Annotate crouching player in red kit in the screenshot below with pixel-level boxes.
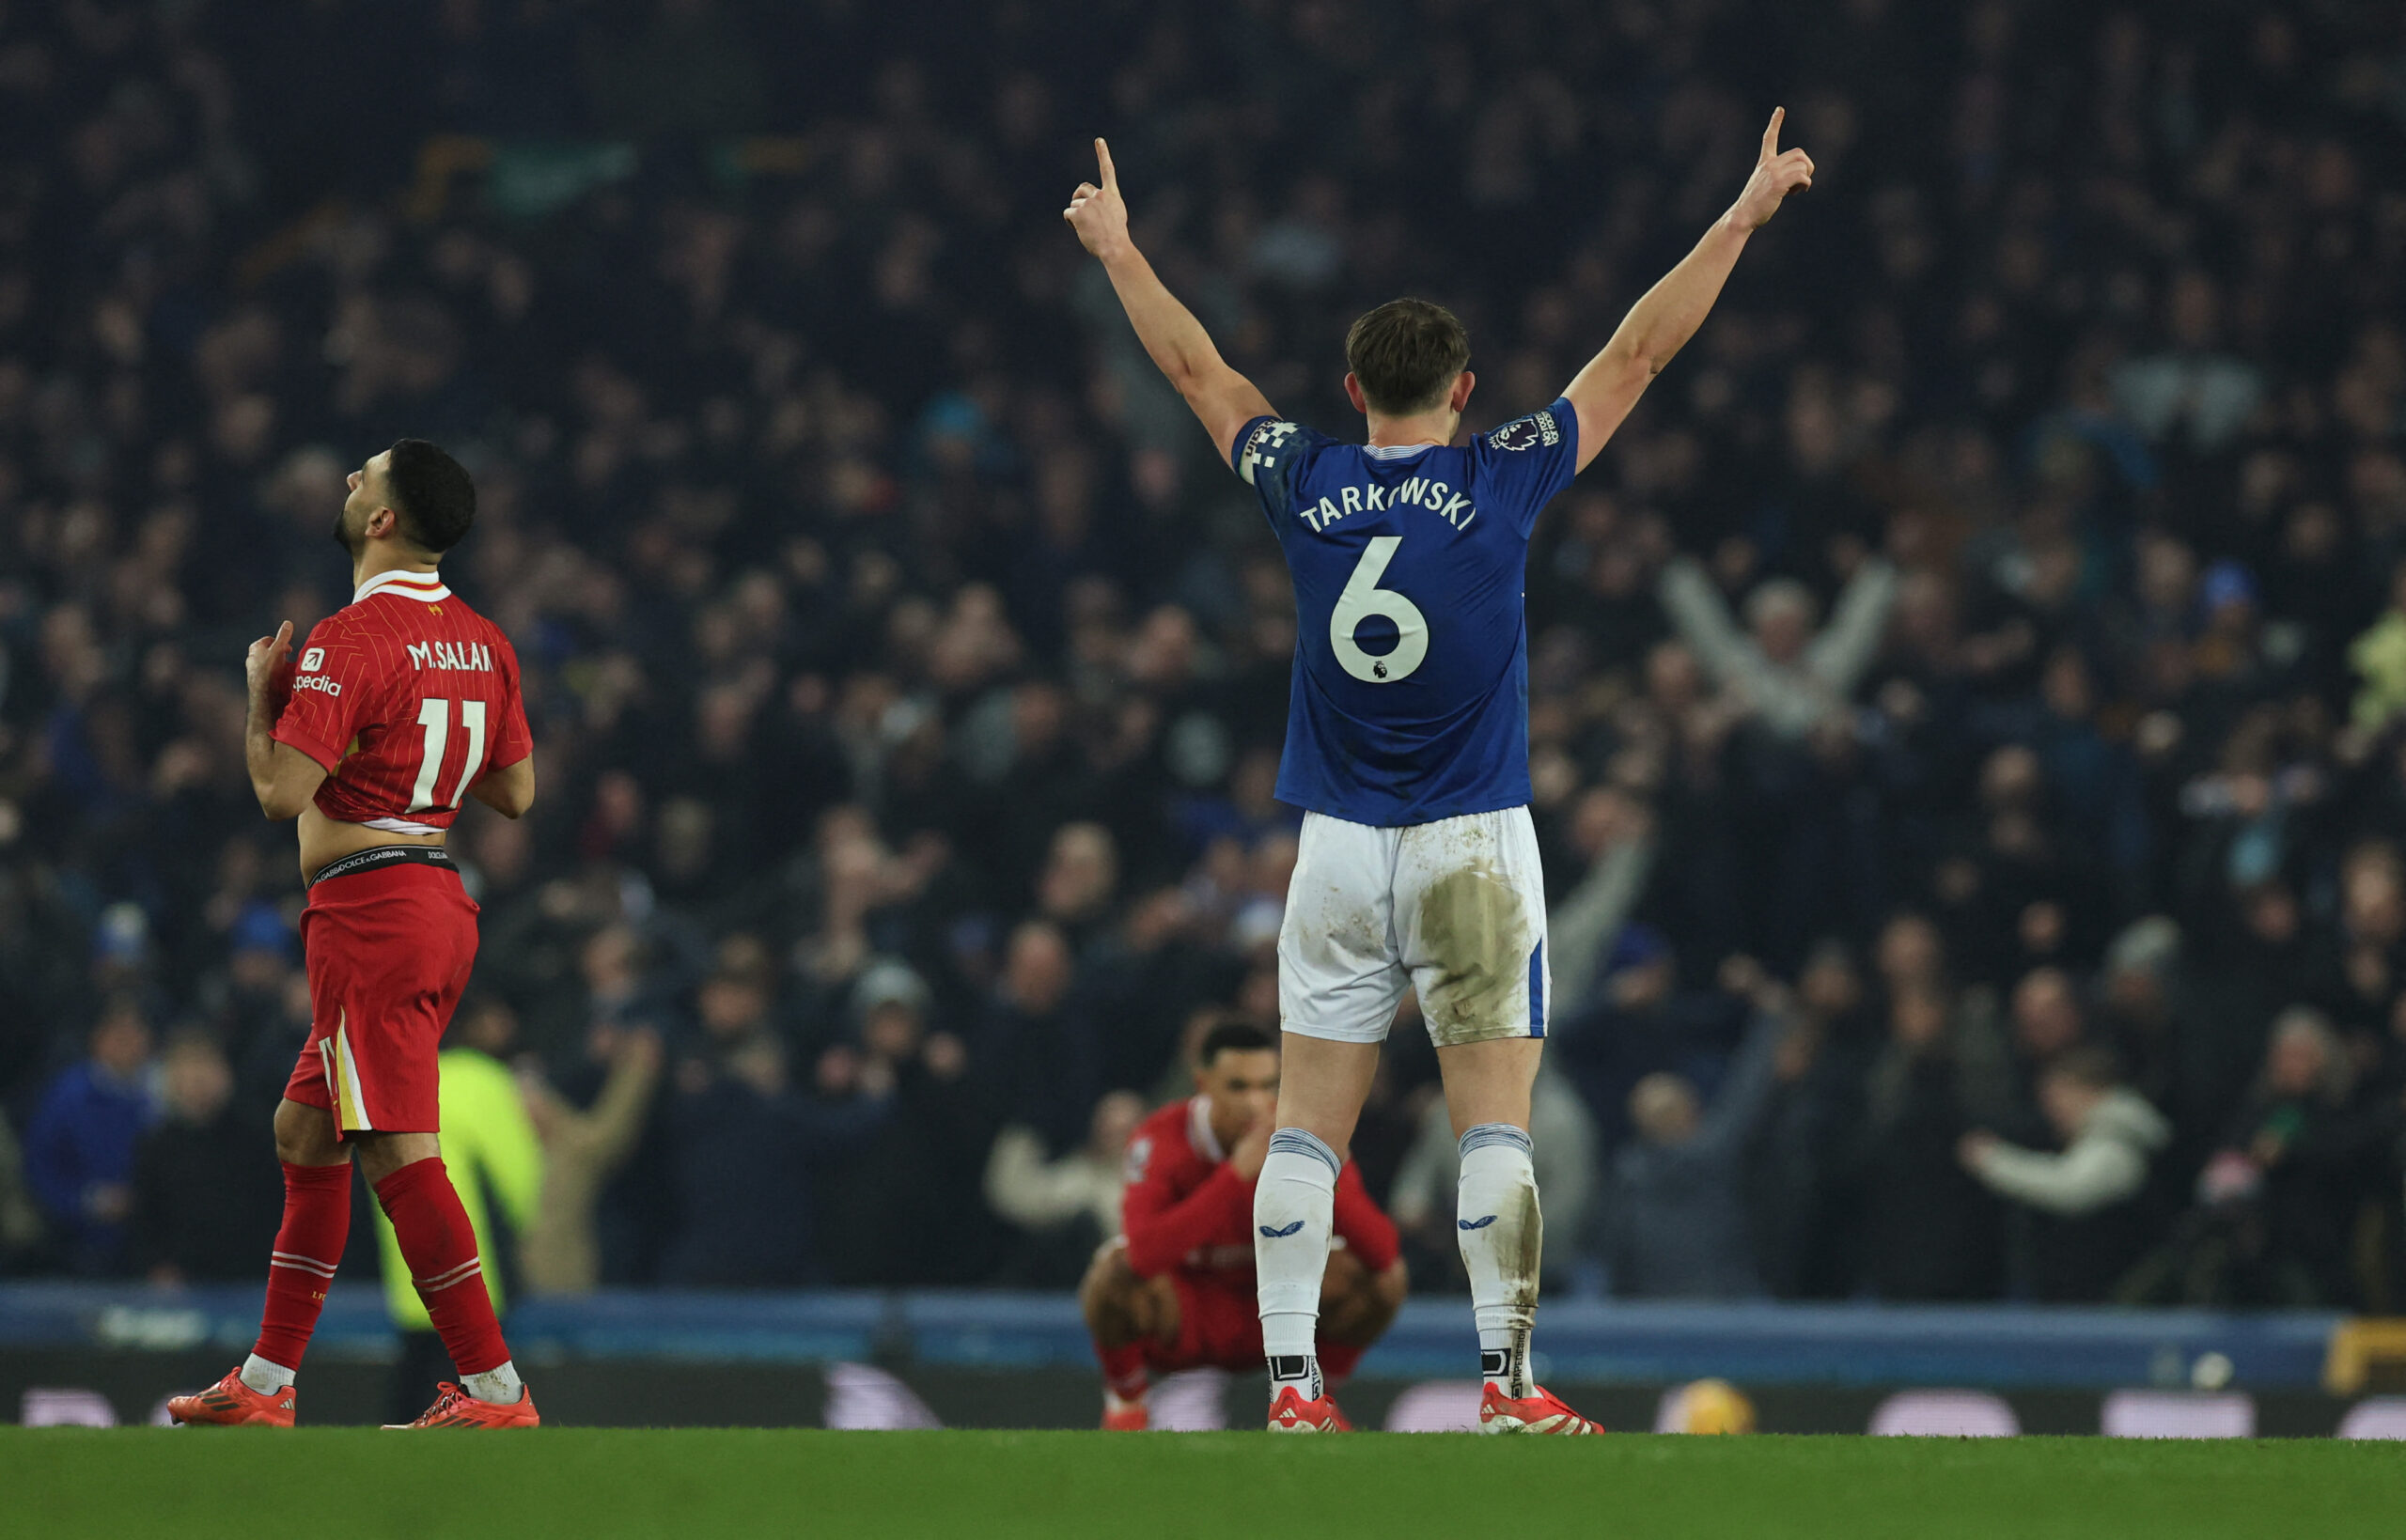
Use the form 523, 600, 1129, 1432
1081, 1020, 1406, 1429
168, 441, 539, 1429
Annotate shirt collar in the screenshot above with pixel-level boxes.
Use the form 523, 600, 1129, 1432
1187, 1095, 1225, 1162
354, 568, 452, 604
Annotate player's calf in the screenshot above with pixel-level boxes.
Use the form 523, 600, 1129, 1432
372, 1153, 528, 1411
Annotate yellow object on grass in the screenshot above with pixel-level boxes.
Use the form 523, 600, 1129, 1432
1664, 1377, 1758, 1434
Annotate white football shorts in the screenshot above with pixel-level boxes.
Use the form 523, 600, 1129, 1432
1277, 805, 1550, 1047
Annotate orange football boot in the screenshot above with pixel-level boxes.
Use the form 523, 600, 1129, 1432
166, 1368, 296, 1428
1478, 1382, 1602, 1434
1101, 1393, 1149, 1431
385, 1381, 541, 1428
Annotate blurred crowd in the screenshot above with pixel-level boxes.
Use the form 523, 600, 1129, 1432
8, 0, 2406, 1310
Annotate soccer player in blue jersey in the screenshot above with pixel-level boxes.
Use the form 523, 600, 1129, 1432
1066, 111, 1813, 1433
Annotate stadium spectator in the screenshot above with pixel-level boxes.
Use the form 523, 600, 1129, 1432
988, 1091, 1147, 1288
3, 0, 2406, 1303
1747, 944, 1872, 1299
23, 1002, 159, 1275
0, 1111, 41, 1272
976, 921, 1098, 1156
1655, 546, 1898, 741
126, 1031, 281, 1284
519, 1025, 664, 1298
1853, 984, 2005, 1301
1601, 1010, 1789, 1299
1959, 1047, 2173, 1302
659, 1002, 891, 1286
818, 958, 995, 1285
2166, 1008, 2396, 1308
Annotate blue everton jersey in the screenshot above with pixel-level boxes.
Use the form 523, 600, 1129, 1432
1231, 398, 1580, 827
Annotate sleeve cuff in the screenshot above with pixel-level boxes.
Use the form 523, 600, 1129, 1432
1229, 415, 1275, 474
272, 721, 341, 772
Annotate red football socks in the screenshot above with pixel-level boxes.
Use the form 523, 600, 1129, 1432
373, 1157, 510, 1377
254, 1160, 352, 1370
1099, 1341, 1150, 1402
1318, 1340, 1365, 1388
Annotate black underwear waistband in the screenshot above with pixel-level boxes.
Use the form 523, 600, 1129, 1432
308, 844, 457, 888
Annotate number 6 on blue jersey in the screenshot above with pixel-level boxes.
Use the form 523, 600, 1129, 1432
1330, 536, 1427, 683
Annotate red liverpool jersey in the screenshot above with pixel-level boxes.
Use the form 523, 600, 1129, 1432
1119, 1097, 1398, 1281
273, 568, 531, 831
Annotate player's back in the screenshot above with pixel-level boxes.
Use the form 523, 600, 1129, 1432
273, 568, 531, 831
1232, 401, 1578, 828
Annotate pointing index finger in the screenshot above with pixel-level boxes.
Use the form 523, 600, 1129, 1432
1760, 106, 1784, 163
1096, 137, 1117, 189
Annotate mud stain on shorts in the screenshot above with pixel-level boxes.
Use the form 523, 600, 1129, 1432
1417, 862, 1531, 1045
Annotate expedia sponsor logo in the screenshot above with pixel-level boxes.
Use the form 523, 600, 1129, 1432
294, 675, 342, 696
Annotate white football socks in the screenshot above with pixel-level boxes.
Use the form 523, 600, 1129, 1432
1458, 1123, 1539, 1400
1255, 1128, 1339, 1397
462, 1361, 523, 1405
240, 1353, 296, 1395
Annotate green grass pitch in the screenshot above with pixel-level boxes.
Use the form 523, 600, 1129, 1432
10, 1428, 2403, 1538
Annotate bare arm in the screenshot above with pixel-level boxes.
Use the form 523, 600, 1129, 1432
243, 620, 328, 820
1563, 108, 1814, 473
471, 751, 536, 818
1804, 556, 1901, 690
1064, 138, 1274, 466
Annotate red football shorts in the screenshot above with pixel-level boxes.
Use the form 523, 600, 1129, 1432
283, 851, 479, 1137
1147, 1274, 1266, 1374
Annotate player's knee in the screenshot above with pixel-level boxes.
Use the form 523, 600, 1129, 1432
353, 1131, 441, 1188
272, 1098, 339, 1166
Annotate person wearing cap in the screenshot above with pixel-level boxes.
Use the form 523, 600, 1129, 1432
2193, 557, 2263, 682
818, 958, 994, 1285
215, 900, 304, 1063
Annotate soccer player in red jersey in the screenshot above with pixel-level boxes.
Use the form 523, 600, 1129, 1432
1080, 1019, 1406, 1430
167, 441, 540, 1430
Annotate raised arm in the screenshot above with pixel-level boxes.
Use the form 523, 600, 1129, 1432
1562, 108, 1814, 473
243, 620, 328, 820
1064, 138, 1274, 466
